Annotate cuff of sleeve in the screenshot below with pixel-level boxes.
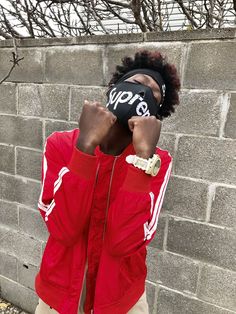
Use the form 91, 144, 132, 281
122, 165, 152, 192
68, 146, 97, 179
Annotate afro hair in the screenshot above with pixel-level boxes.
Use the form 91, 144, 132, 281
108, 50, 181, 120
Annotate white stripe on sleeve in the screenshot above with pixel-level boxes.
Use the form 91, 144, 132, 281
37, 139, 69, 220
144, 161, 172, 241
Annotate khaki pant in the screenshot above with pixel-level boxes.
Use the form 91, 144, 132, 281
35, 291, 149, 314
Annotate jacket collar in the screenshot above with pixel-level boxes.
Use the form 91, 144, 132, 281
95, 142, 135, 160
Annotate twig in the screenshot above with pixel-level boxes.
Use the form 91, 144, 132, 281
0, 38, 24, 84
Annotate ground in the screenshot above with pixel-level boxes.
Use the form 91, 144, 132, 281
0, 298, 29, 314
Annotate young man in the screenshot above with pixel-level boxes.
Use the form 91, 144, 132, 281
34, 50, 180, 314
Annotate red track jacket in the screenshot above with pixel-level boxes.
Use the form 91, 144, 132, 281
35, 128, 172, 314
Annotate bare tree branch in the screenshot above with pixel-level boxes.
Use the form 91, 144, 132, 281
0, 38, 24, 84
175, 0, 199, 28
0, 0, 234, 39
0, 28, 12, 39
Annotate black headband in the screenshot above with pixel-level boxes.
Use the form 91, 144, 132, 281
116, 68, 166, 104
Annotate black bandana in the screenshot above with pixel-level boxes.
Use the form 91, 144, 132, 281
106, 81, 160, 128
116, 68, 166, 105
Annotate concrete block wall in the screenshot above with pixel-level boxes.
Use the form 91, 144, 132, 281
0, 28, 235, 314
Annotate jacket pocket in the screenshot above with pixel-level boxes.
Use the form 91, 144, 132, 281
119, 248, 147, 291
40, 235, 73, 290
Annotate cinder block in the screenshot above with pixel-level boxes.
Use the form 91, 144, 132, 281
145, 281, 156, 314
0, 200, 18, 229
45, 120, 77, 140
0, 225, 41, 266
162, 91, 221, 137
156, 251, 199, 294
16, 147, 42, 181
198, 265, 236, 311
210, 186, 236, 229
0, 83, 16, 114
175, 136, 236, 185
45, 47, 104, 85
225, 93, 236, 139
0, 252, 17, 281
148, 215, 166, 250
183, 42, 236, 90
105, 43, 183, 84
0, 275, 39, 314
0, 144, 15, 174
167, 218, 236, 272
156, 288, 233, 314
17, 261, 39, 290
19, 206, 49, 242
0, 172, 41, 208
70, 86, 107, 122
146, 246, 159, 283
146, 28, 236, 42
162, 176, 208, 221
157, 133, 176, 159
0, 115, 42, 149
0, 48, 44, 83
41, 241, 47, 257
18, 84, 70, 120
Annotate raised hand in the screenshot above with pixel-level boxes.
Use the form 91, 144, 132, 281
77, 100, 117, 155
128, 116, 161, 159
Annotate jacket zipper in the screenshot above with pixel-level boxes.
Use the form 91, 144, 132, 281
78, 257, 87, 311
80, 163, 100, 313
102, 157, 118, 241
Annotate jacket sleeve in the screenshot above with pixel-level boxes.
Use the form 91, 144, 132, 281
106, 151, 172, 257
37, 132, 98, 247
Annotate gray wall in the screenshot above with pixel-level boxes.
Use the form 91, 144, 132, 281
0, 28, 235, 314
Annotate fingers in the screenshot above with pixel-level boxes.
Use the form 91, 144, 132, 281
83, 99, 117, 125
128, 116, 161, 132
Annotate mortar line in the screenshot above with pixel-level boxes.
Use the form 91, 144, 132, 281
16, 83, 19, 115
42, 47, 46, 82
195, 262, 204, 297
172, 133, 181, 175
14, 145, 17, 176
167, 213, 234, 230
0, 143, 42, 152
219, 93, 230, 138
145, 279, 157, 286
163, 215, 169, 251
157, 248, 236, 274
205, 184, 216, 223
160, 131, 236, 140
0, 171, 41, 183
68, 86, 72, 121
16, 257, 19, 282
172, 173, 236, 188
157, 283, 236, 313
0, 113, 79, 123
180, 42, 191, 87
152, 284, 160, 314
102, 44, 108, 86
17, 204, 20, 227
42, 119, 46, 146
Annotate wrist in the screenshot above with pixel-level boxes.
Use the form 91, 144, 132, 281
77, 137, 96, 155
136, 150, 154, 159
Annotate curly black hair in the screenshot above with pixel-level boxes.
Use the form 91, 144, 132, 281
108, 50, 181, 120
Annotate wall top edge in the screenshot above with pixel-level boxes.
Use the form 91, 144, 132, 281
0, 28, 235, 48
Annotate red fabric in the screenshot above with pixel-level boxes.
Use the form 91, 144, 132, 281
35, 128, 172, 314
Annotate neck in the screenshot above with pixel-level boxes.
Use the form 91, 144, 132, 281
100, 122, 132, 156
